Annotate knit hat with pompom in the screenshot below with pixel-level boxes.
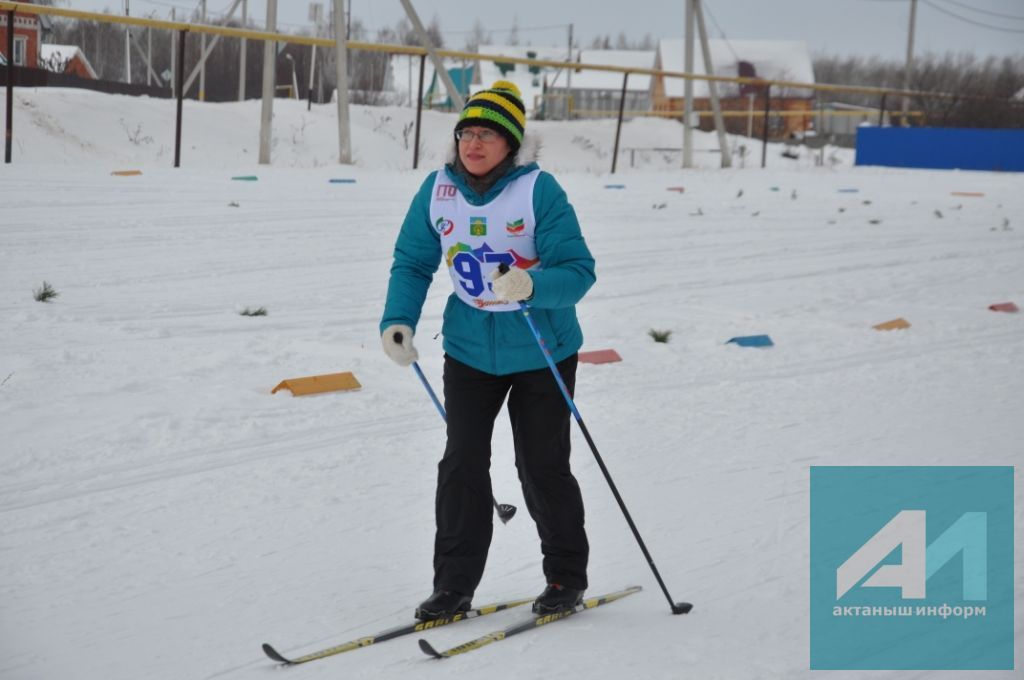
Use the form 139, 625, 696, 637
454, 80, 526, 152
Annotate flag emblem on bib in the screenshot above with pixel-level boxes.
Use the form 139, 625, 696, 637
470, 216, 487, 236
506, 218, 525, 236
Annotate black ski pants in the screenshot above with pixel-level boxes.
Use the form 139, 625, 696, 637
434, 353, 588, 596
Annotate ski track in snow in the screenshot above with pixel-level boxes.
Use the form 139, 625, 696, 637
1, 90, 1023, 679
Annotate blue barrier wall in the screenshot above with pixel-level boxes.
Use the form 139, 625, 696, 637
856, 128, 1024, 172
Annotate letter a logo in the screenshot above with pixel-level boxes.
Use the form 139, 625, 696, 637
836, 510, 987, 601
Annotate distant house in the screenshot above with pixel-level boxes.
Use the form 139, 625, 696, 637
545, 49, 655, 119
0, 4, 44, 67
653, 39, 815, 137
40, 44, 98, 80
476, 44, 575, 117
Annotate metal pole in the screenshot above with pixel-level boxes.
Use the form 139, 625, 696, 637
878, 92, 888, 127
199, 0, 206, 101
693, 0, 730, 168
239, 0, 247, 101
146, 25, 152, 86
258, 0, 277, 164
125, 0, 132, 84
761, 84, 771, 169
818, 98, 825, 166
682, 0, 694, 168
409, 360, 517, 524
501, 289, 692, 616
333, 0, 352, 164
566, 22, 573, 117
413, 53, 425, 169
169, 8, 175, 93
610, 72, 629, 174
174, 29, 186, 168
5, 10, 14, 164
285, 54, 298, 99
308, 45, 316, 110
746, 93, 757, 139
902, 0, 917, 126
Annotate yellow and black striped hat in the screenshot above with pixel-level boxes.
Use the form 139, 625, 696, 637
455, 80, 526, 151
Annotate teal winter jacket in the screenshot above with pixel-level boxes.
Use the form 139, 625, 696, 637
380, 162, 595, 375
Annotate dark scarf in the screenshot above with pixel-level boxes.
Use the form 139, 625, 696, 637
451, 148, 518, 198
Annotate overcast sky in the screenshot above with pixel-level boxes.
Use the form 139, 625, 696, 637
59, 1, 1024, 60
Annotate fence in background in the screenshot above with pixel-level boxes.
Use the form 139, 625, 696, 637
856, 127, 1024, 172
2, 1, 1019, 172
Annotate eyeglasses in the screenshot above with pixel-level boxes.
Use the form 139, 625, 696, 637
456, 128, 501, 143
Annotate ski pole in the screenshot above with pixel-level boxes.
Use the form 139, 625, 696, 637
403, 348, 517, 524
497, 266, 692, 614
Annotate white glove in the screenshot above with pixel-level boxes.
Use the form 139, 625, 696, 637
381, 324, 418, 366
490, 267, 534, 302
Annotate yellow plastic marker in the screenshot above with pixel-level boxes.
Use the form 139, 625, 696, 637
271, 372, 361, 396
111, 170, 143, 176
873, 318, 910, 331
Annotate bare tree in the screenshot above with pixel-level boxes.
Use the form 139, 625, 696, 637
813, 52, 1024, 128
465, 19, 490, 53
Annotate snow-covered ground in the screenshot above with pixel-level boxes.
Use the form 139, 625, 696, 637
1, 90, 1021, 679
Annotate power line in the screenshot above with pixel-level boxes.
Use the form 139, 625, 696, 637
132, 0, 309, 29
924, 0, 1024, 33
702, 0, 740, 64
440, 23, 570, 36
932, 0, 1024, 21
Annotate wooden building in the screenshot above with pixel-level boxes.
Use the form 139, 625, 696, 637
653, 39, 816, 138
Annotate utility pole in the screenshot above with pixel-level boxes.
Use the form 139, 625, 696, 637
309, 2, 323, 110
694, 0, 730, 167
566, 23, 573, 119
399, 0, 464, 110
239, 0, 247, 101
258, 0, 277, 164
333, 0, 352, 163
199, 0, 207, 101
901, 0, 917, 125
682, 0, 694, 168
169, 8, 176, 93
124, 0, 131, 84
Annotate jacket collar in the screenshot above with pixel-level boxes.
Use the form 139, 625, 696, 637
445, 160, 540, 205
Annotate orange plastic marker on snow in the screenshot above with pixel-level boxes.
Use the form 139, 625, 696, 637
988, 302, 1018, 313
271, 372, 361, 396
579, 349, 622, 365
111, 170, 142, 176
873, 318, 911, 331
950, 191, 984, 197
